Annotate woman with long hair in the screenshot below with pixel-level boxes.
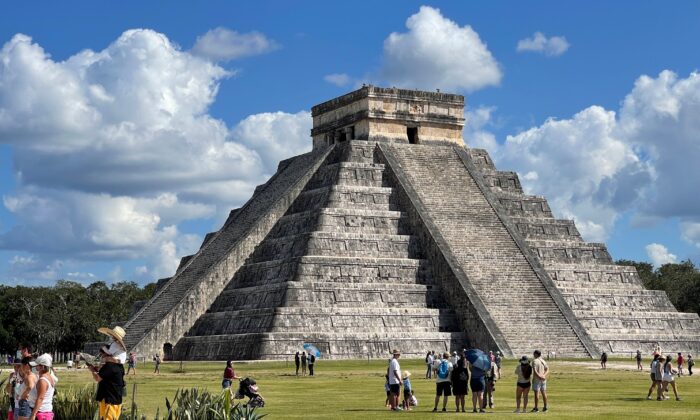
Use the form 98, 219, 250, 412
28, 354, 56, 420
662, 355, 681, 401
514, 356, 532, 413
222, 360, 239, 389
16, 357, 37, 420
451, 357, 469, 412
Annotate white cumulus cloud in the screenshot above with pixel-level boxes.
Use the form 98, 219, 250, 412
646, 243, 678, 267
517, 32, 570, 56
381, 6, 501, 92
324, 73, 352, 87
191, 27, 278, 62
0, 30, 310, 283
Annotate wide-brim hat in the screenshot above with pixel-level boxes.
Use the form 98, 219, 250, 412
402, 370, 411, 379
98, 326, 126, 349
29, 353, 52, 368
391, 349, 401, 355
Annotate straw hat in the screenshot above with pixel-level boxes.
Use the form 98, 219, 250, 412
98, 325, 126, 349
402, 370, 411, 379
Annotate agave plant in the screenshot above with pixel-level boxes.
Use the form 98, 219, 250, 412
52, 385, 100, 420
164, 387, 266, 420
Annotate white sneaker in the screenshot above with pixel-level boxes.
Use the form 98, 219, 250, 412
514, 409, 521, 413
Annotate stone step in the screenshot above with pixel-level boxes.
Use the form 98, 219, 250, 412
291, 185, 398, 213
494, 193, 553, 218
231, 256, 434, 288
306, 162, 387, 189
545, 263, 643, 288
466, 148, 496, 170
269, 207, 408, 237
478, 168, 524, 193
208, 281, 449, 312
509, 217, 582, 241
530, 241, 613, 264
173, 331, 469, 360
189, 307, 462, 336
248, 232, 421, 263
337, 140, 377, 164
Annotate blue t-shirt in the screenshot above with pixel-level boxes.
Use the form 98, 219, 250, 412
470, 366, 486, 379
403, 378, 411, 391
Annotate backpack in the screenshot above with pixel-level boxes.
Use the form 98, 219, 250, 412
437, 360, 450, 379
688, 359, 694, 367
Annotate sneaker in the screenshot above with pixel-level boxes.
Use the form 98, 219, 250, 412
514, 409, 521, 413
442, 408, 447, 412
646, 396, 652, 400
432, 408, 437, 412
543, 407, 548, 412
532, 408, 539, 412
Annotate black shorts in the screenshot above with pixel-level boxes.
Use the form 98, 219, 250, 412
470, 377, 485, 393
404, 389, 412, 400
517, 382, 531, 389
436, 381, 452, 396
389, 384, 401, 395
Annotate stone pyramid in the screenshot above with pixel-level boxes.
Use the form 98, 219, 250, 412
124, 86, 700, 360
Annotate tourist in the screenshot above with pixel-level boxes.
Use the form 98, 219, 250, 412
469, 355, 486, 413
294, 352, 300, 376
401, 371, 412, 410
531, 350, 549, 412
97, 326, 127, 364
636, 350, 643, 370
127, 352, 136, 376
646, 354, 664, 400
676, 352, 684, 376
222, 360, 239, 389
28, 354, 56, 420
425, 351, 433, 379
451, 356, 469, 413
450, 351, 459, 366
300, 352, 307, 376
514, 356, 532, 413
600, 352, 608, 369
495, 351, 503, 379
662, 355, 681, 401
432, 352, 453, 412
16, 356, 37, 420
308, 353, 316, 376
687, 354, 694, 375
91, 347, 125, 420
153, 354, 161, 375
388, 349, 402, 411
4, 361, 20, 420
482, 363, 497, 409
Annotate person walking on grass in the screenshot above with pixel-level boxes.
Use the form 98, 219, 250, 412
432, 352, 453, 412
687, 354, 694, 376
600, 352, 608, 369
636, 350, 643, 370
514, 356, 532, 413
662, 355, 681, 401
222, 360, 239, 389
676, 353, 684, 376
28, 354, 56, 420
294, 352, 300, 376
646, 354, 662, 400
425, 351, 434, 379
469, 358, 486, 413
153, 354, 161, 375
388, 349, 402, 411
531, 350, 549, 412
451, 357, 469, 413
91, 347, 125, 420
300, 352, 307, 376
127, 352, 136, 376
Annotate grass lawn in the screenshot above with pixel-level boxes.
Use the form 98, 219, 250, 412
24, 357, 700, 419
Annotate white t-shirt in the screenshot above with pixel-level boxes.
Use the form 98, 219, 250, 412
389, 358, 401, 385
427, 354, 434, 365
107, 340, 127, 364
433, 359, 453, 383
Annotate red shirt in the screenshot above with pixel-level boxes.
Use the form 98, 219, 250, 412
677, 355, 684, 365
224, 367, 234, 379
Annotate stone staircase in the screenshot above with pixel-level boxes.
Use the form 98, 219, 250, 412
466, 147, 700, 355
380, 143, 593, 357
173, 142, 466, 360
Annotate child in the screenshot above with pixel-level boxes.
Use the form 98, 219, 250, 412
384, 374, 391, 408
482, 364, 497, 409
687, 354, 694, 376
402, 371, 413, 410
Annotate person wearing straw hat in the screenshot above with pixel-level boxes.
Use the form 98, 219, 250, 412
97, 326, 127, 364
401, 371, 413, 410
28, 354, 56, 420
90, 346, 125, 420
387, 349, 402, 411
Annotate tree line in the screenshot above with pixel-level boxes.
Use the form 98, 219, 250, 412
0, 280, 155, 354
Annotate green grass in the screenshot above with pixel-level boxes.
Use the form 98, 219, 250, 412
28, 357, 700, 419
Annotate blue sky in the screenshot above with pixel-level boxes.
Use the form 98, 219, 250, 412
1, 1, 699, 285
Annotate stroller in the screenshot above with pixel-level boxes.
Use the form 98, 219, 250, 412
234, 377, 265, 408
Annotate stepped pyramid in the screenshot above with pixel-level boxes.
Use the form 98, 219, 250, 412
124, 86, 700, 360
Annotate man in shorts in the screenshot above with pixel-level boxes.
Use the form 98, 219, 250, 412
531, 350, 549, 412
432, 352, 453, 412
387, 349, 402, 411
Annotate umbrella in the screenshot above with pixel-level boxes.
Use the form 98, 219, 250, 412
303, 343, 321, 358
465, 349, 491, 371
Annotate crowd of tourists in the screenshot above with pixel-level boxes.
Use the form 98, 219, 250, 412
385, 348, 550, 413
644, 349, 692, 401
293, 351, 317, 376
